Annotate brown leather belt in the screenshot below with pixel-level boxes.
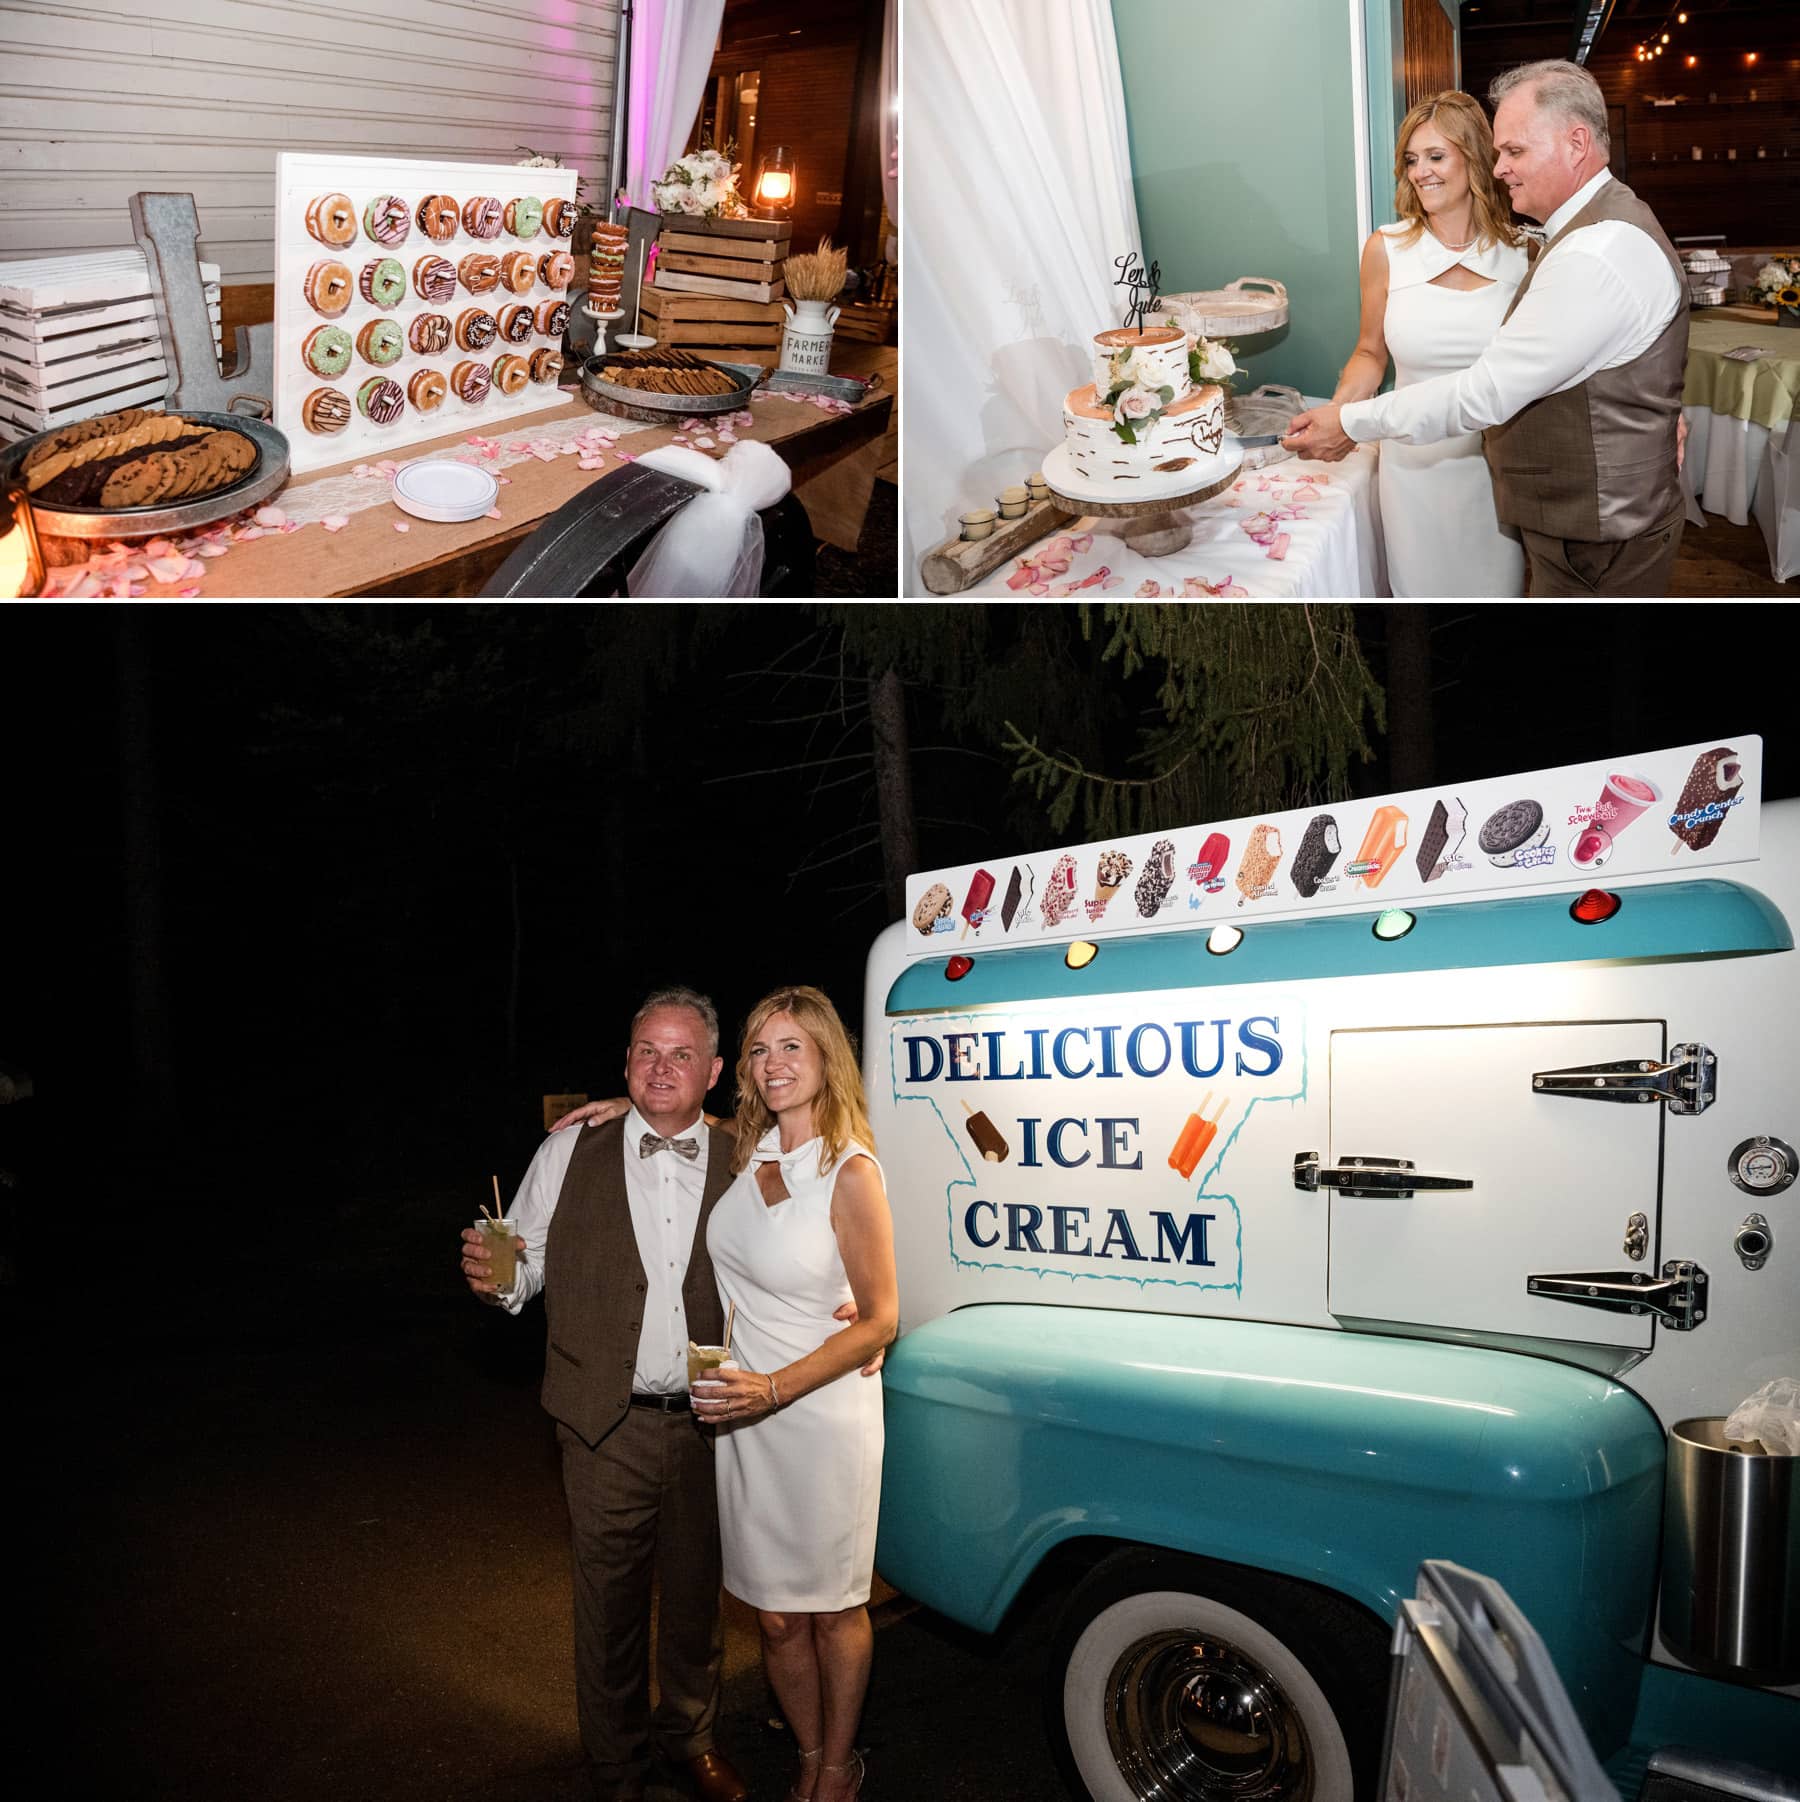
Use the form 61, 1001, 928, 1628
629, 1391, 691, 1412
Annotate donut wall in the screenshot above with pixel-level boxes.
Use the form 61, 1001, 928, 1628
274, 153, 581, 475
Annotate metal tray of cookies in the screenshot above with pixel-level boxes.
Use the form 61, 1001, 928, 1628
0, 408, 290, 539
579, 352, 763, 424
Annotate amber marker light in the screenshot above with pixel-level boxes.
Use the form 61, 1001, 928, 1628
1747, 52, 1759, 65
1064, 940, 1099, 970
1206, 924, 1243, 957
1, 481, 44, 598
1372, 909, 1416, 942
945, 954, 973, 980
1570, 889, 1622, 925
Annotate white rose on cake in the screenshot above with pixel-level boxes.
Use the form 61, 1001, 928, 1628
1195, 339, 1237, 382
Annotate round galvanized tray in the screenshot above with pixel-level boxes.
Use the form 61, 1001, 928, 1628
1224, 383, 1307, 469
1152, 277, 1289, 339
0, 410, 290, 540
579, 354, 760, 425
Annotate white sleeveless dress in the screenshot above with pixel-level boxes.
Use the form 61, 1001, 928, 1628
1377, 223, 1529, 597
707, 1131, 885, 1611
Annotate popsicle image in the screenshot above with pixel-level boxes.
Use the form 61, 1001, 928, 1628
1351, 805, 1408, 888
1041, 853, 1079, 927
961, 867, 997, 937
1000, 862, 1033, 931
1669, 746, 1743, 854
1189, 831, 1230, 887
1235, 825, 1283, 903
961, 1100, 1009, 1163
1169, 1093, 1229, 1180
1135, 838, 1176, 917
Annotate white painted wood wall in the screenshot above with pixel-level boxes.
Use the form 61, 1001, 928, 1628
0, 0, 621, 284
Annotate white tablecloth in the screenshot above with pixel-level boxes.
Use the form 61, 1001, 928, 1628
970, 444, 1385, 598
1683, 403, 1771, 527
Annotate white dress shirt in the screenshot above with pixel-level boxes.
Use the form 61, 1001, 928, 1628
1342, 171, 1683, 448
497, 1107, 710, 1394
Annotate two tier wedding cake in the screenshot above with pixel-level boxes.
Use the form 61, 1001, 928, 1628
1060, 324, 1229, 488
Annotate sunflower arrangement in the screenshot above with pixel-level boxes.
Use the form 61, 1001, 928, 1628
1751, 257, 1800, 313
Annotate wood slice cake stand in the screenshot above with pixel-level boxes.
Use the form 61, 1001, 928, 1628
1041, 440, 1243, 558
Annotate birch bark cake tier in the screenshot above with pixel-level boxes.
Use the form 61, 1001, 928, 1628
1062, 325, 1226, 487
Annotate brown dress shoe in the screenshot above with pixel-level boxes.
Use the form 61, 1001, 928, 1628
683, 1748, 750, 1802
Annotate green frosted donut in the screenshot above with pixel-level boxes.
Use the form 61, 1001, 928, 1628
356, 318, 405, 367
507, 195, 544, 239
302, 324, 352, 377
359, 257, 407, 309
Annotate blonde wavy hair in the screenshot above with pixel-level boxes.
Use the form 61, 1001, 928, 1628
730, 985, 876, 1175
1392, 90, 1523, 252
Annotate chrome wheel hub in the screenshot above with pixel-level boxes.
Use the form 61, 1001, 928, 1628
1104, 1629, 1312, 1802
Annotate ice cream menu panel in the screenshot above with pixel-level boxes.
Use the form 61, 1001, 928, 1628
903, 737, 1762, 955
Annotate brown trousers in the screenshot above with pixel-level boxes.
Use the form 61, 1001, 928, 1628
1521, 501, 1685, 598
558, 1407, 722, 1795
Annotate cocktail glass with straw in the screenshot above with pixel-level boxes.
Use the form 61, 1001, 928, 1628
477, 1172, 518, 1294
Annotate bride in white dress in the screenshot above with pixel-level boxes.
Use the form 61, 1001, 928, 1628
1333, 91, 1531, 597
689, 985, 897, 1802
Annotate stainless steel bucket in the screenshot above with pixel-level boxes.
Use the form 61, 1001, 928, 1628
1661, 1416, 1798, 1682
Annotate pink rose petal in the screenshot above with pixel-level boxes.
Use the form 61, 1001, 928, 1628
147, 555, 188, 583
177, 584, 202, 598
253, 506, 287, 528
1266, 533, 1291, 561
693, 436, 714, 449
322, 514, 349, 533
578, 458, 607, 470
393, 520, 410, 533
485, 507, 502, 519
495, 475, 511, 485
196, 543, 230, 557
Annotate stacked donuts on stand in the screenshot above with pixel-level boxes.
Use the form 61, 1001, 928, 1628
276, 154, 582, 475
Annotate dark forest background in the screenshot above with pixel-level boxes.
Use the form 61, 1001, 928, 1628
1, 601, 1790, 1308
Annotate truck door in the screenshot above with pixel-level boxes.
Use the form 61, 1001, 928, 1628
1326, 1022, 1663, 1349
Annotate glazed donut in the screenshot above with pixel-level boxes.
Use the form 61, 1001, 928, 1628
529, 348, 565, 383
413, 255, 457, 305
362, 195, 411, 248
458, 253, 500, 296
456, 308, 498, 351
504, 196, 543, 239
301, 386, 351, 434
305, 192, 357, 247
303, 259, 354, 317
302, 324, 352, 378
356, 318, 405, 367
544, 199, 579, 239
415, 194, 460, 241
356, 377, 405, 423
359, 258, 407, 309
538, 252, 576, 291
408, 369, 448, 412
534, 300, 571, 338
409, 313, 452, 356
452, 359, 492, 404
501, 251, 536, 295
461, 196, 503, 239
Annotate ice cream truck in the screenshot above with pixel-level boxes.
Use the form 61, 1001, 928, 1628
864, 739, 1797, 1802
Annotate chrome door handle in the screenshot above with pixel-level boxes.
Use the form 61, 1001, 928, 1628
1293, 1153, 1473, 1199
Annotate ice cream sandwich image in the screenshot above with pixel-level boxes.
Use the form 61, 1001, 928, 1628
961, 1100, 1009, 1163
1235, 825, 1283, 904
1135, 839, 1177, 917
911, 882, 953, 935
1415, 797, 1466, 883
1349, 805, 1408, 887
1041, 853, 1078, 927
1290, 815, 1341, 898
1189, 832, 1230, 889
1477, 798, 1548, 868
1669, 747, 1744, 854
1000, 862, 1034, 931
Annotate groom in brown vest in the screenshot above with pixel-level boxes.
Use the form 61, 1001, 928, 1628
461, 987, 748, 1802
1286, 59, 1687, 597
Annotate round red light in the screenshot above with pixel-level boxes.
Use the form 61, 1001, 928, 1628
1570, 889, 1622, 924
945, 954, 974, 980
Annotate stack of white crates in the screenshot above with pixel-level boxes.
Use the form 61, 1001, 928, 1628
0, 249, 223, 445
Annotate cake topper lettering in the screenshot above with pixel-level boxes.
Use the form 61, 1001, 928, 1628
1115, 252, 1162, 333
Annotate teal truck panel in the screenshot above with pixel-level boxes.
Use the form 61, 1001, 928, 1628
885, 879, 1791, 1015
876, 1304, 1668, 1756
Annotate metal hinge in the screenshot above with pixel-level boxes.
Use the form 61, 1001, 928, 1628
1526, 1259, 1709, 1330
1530, 1042, 1715, 1115
1293, 1153, 1473, 1199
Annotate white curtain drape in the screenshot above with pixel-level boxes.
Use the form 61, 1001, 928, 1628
902, 0, 1144, 591
880, 0, 898, 258
622, 0, 727, 213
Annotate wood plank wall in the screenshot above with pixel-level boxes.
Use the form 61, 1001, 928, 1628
0, 0, 621, 284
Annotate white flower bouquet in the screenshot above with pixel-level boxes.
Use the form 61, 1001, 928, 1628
653, 146, 747, 220
1751, 257, 1800, 312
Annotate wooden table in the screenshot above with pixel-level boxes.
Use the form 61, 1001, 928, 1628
46, 344, 893, 599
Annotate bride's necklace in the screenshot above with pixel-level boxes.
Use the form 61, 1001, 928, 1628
1430, 222, 1476, 252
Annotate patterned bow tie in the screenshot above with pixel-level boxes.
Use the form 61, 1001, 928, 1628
640, 1133, 699, 1161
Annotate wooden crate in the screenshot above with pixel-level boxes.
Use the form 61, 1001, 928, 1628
653, 214, 791, 304
639, 283, 785, 354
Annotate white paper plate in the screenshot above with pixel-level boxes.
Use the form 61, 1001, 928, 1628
392, 460, 499, 523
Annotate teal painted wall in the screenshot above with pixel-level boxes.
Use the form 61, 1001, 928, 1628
1113, 0, 1365, 400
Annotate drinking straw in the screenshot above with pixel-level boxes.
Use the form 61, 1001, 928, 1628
491, 1173, 503, 1218
723, 1299, 736, 1357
